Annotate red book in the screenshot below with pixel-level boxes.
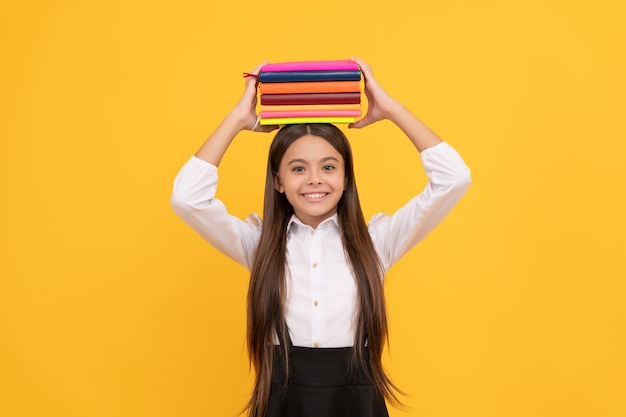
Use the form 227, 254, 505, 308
260, 92, 361, 105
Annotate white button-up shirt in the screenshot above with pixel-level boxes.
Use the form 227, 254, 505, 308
171, 142, 471, 347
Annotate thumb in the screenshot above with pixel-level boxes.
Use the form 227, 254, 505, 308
348, 115, 371, 129
257, 124, 279, 133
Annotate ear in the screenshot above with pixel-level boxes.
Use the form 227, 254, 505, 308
273, 173, 284, 193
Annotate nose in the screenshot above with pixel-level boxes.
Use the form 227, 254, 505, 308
307, 170, 322, 185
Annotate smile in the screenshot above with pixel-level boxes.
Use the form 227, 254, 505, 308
302, 193, 328, 200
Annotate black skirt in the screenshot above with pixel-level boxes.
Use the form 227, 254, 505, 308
266, 343, 390, 417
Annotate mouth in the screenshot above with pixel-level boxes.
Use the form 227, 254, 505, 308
301, 192, 329, 200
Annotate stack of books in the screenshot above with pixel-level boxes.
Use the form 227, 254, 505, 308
258, 60, 362, 125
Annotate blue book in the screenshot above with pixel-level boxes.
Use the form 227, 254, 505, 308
259, 70, 362, 83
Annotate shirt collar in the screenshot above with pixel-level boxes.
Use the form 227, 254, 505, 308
287, 213, 340, 232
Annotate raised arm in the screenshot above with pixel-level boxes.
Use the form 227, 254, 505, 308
349, 59, 471, 269
348, 58, 442, 153
194, 62, 278, 165
171, 63, 278, 269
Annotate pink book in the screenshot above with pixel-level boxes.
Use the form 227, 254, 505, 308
260, 104, 361, 112
260, 116, 356, 125
261, 60, 359, 73
260, 110, 362, 118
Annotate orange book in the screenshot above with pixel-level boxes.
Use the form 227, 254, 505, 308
259, 81, 361, 94
260, 104, 361, 112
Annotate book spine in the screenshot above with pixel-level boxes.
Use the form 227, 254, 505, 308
260, 93, 362, 105
259, 116, 357, 125
260, 110, 361, 118
261, 60, 359, 72
260, 104, 361, 112
259, 81, 361, 94
259, 70, 361, 83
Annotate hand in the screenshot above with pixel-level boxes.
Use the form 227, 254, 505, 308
348, 58, 398, 129
231, 62, 279, 133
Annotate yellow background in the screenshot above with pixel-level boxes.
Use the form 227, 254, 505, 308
1, 1, 624, 416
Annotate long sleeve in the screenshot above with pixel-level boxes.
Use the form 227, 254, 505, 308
170, 156, 261, 270
368, 141, 472, 271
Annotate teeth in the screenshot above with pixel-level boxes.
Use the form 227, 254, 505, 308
304, 193, 326, 199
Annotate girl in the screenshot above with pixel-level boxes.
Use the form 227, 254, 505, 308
171, 58, 471, 417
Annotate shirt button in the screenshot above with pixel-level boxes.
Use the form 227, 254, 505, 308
313, 301, 319, 306
310, 230, 315, 236
312, 262, 317, 268
313, 342, 320, 348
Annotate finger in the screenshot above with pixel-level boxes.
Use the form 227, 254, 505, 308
251, 61, 267, 75
242, 61, 267, 78
348, 115, 371, 129
350, 57, 373, 81
257, 124, 279, 133
243, 61, 268, 92
249, 114, 279, 133
262, 125, 279, 133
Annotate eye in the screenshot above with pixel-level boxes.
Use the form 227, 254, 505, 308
292, 166, 304, 173
323, 165, 335, 171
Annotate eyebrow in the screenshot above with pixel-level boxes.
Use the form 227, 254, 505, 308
287, 156, 340, 165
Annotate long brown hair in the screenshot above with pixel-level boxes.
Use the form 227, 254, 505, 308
245, 124, 403, 417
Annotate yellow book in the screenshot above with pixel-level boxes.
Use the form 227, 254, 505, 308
259, 116, 356, 125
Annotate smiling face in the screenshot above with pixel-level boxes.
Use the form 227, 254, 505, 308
274, 134, 346, 228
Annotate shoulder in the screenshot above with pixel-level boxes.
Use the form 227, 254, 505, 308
245, 212, 263, 229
